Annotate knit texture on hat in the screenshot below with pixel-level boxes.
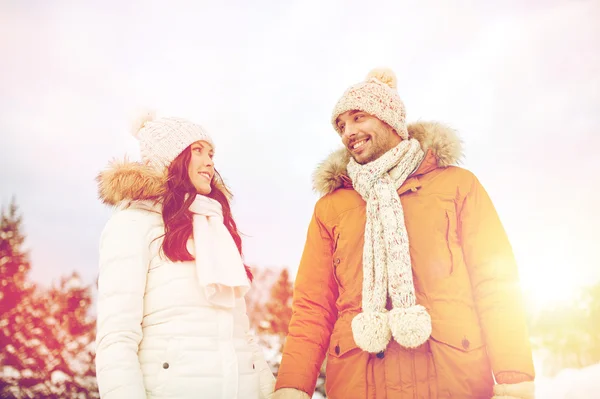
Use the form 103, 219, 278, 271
131, 110, 215, 173
332, 68, 408, 140
347, 139, 431, 353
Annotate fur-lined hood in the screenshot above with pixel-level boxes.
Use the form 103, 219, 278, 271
96, 159, 231, 207
313, 121, 463, 196
97, 159, 167, 206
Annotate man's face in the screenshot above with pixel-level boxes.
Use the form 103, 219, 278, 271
335, 110, 402, 164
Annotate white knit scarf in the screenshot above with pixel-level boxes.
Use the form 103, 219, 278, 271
189, 194, 250, 308
346, 139, 432, 353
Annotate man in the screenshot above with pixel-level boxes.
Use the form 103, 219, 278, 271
272, 68, 535, 399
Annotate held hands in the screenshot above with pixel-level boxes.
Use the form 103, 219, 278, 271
258, 368, 275, 399
492, 381, 535, 399
256, 358, 275, 399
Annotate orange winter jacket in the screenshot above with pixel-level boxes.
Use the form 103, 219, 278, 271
275, 122, 535, 399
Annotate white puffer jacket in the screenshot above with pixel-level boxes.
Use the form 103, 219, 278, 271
95, 161, 275, 399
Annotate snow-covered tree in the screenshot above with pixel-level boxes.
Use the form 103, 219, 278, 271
0, 201, 98, 398
0, 199, 38, 398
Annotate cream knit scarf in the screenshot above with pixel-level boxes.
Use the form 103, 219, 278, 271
347, 139, 432, 353
189, 194, 250, 308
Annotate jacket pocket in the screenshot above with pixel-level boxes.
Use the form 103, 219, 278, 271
326, 327, 368, 398
331, 232, 346, 293
430, 324, 484, 353
237, 349, 260, 398
328, 327, 360, 360
429, 324, 493, 397
444, 210, 457, 276
416, 207, 458, 286
150, 339, 181, 396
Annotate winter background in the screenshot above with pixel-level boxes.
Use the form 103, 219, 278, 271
1, 0, 599, 397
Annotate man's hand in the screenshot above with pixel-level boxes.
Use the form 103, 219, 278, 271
492, 381, 535, 399
272, 388, 311, 399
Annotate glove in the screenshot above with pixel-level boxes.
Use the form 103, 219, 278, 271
492, 380, 535, 399
246, 329, 275, 399
272, 388, 311, 399
250, 343, 275, 399
256, 360, 275, 399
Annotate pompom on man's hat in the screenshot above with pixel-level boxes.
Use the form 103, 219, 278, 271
331, 67, 409, 140
131, 110, 215, 173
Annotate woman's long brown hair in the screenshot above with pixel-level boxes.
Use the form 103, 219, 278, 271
160, 145, 252, 281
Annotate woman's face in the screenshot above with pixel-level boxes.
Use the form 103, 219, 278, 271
187, 141, 214, 195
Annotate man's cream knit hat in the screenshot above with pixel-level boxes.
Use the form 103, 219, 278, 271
331, 68, 408, 140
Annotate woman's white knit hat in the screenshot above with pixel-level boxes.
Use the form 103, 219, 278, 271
131, 110, 215, 172
331, 68, 408, 140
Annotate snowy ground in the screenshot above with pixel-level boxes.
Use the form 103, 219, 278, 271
535, 362, 600, 399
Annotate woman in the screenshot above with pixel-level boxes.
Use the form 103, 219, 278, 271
95, 111, 275, 399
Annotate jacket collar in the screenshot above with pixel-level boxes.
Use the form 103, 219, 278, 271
312, 121, 463, 196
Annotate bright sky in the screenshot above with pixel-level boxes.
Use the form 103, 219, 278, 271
1, 0, 599, 306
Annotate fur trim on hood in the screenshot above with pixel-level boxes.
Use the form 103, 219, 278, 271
313, 121, 463, 196
96, 158, 231, 207
97, 158, 166, 206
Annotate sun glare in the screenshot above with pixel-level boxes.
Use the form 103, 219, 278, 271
519, 260, 583, 311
